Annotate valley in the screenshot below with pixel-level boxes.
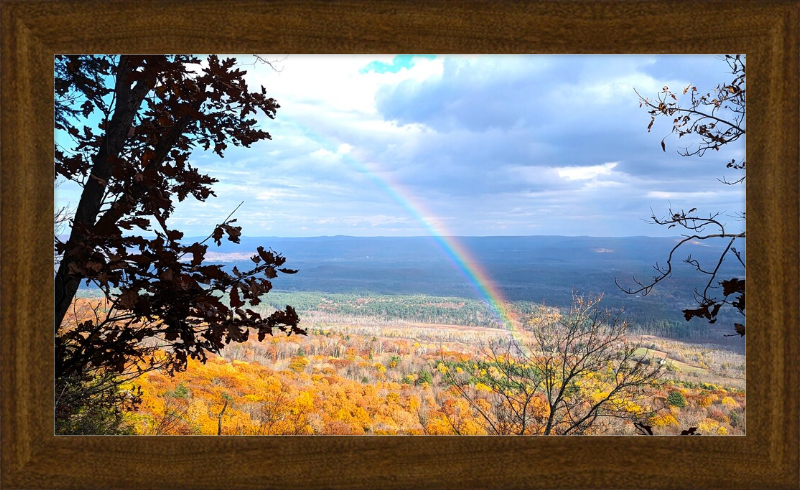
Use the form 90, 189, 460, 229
113, 290, 745, 436
72, 235, 746, 435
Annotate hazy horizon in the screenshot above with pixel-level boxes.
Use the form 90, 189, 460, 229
189, 233, 687, 238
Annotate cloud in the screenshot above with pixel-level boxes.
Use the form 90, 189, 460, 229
56, 54, 745, 238
555, 162, 619, 181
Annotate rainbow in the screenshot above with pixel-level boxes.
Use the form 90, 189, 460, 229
287, 119, 532, 351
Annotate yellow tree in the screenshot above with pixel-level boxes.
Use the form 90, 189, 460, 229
443, 294, 663, 435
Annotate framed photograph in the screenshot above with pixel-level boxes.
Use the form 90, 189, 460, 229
2, 1, 797, 489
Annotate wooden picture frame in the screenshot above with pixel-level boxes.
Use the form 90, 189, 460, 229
1, 1, 797, 488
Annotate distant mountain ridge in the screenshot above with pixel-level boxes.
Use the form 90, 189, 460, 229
185, 235, 744, 266
70, 235, 745, 340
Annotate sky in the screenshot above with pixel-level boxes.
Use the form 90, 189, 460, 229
55, 54, 746, 238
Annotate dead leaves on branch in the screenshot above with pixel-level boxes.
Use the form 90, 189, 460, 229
638, 55, 745, 158
682, 278, 745, 336
58, 224, 304, 379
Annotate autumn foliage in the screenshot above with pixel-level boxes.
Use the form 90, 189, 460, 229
121, 296, 745, 436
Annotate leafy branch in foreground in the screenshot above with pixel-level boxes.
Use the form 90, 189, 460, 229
54, 55, 302, 432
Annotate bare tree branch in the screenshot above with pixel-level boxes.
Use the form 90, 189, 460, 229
619, 55, 746, 336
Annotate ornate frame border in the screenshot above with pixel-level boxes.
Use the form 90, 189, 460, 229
2, 1, 797, 489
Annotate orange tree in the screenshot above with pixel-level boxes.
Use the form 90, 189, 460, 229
54, 55, 302, 433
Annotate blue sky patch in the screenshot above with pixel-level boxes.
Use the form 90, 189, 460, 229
360, 54, 437, 74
